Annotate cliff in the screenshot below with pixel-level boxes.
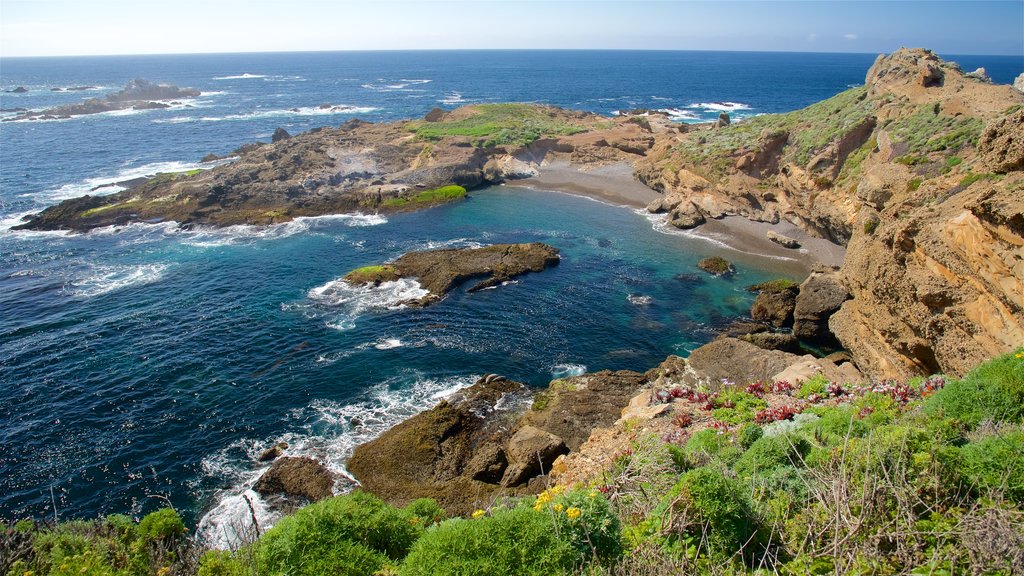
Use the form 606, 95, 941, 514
638, 48, 1024, 379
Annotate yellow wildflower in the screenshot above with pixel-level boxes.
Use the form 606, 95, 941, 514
553, 503, 564, 513
472, 509, 486, 519
536, 491, 552, 504
408, 516, 421, 525
588, 490, 598, 498
1016, 352, 1023, 359
550, 485, 566, 495
533, 501, 544, 511
565, 507, 582, 520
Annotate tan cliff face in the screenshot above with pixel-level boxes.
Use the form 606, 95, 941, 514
639, 48, 1024, 379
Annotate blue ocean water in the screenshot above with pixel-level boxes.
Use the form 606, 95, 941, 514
1, 50, 1020, 539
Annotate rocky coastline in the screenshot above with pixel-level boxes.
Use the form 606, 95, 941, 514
3, 78, 201, 122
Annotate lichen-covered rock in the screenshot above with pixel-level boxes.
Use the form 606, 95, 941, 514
750, 284, 798, 328
697, 256, 734, 276
501, 426, 568, 487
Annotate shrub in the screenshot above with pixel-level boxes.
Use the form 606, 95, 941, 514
665, 467, 759, 561
137, 508, 186, 542
738, 423, 763, 449
405, 498, 446, 527
797, 374, 829, 399
711, 390, 768, 425
810, 405, 872, 445
256, 491, 423, 576
733, 434, 810, 478
959, 430, 1024, 501
400, 506, 579, 576
684, 429, 742, 466
198, 550, 248, 576
544, 488, 622, 562
926, 348, 1024, 426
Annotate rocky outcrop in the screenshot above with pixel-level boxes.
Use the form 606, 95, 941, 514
766, 230, 800, 249
254, 457, 335, 502
271, 127, 291, 143
749, 282, 798, 328
792, 269, 848, 346
978, 109, 1024, 173
697, 256, 734, 276
344, 243, 560, 306
4, 79, 200, 122
348, 369, 647, 515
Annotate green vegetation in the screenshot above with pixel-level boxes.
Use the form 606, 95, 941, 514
406, 104, 588, 148
746, 278, 797, 293
7, 350, 1024, 575
382, 185, 467, 208
958, 171, 999, 188
672, 86, 875, 180
4, 508, 188, 576
907, 177, 923, 191
343, 264, 399, 285
887, 104, 984, 154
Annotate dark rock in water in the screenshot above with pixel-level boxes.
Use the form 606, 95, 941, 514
501, 426, 568, 487
719, 321, 770, 338
132, 101, 171, 110
597, 238, 612, 248
7, 86, 28, 93
424, 107, 447, 122
0, 107, 27, 113
254, 456, 335, 502
697, 256, 734, 276
345, 243, 560, 307
272, 127, 292, 143
257, 441, 289, 462
793, 269, 849, 346
742, 331, 801, 353
66, 86, 97, 91
200, 153, 225, 163
673, 272, 705, 284
50, 87, 64, 92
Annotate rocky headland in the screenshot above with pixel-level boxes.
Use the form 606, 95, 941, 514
13, 48, 1024, 383
4, 78, 201, 122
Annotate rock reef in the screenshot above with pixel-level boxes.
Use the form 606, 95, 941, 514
344, 242, 560, 306
4, 79, 200, 122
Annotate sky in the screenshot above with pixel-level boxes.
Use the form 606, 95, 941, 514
1, 0, 1021, 57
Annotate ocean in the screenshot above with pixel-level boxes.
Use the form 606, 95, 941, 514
1, 49, 1019, 544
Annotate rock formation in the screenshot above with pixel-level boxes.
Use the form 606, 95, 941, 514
343, 243, 560, 306
254, 456, 336, 503
4, 79, 200, 122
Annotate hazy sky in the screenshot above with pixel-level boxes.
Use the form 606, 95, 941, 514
1, 0, 1022, 57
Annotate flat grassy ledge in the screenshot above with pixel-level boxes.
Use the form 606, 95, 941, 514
746, 279, 798, 293
405, 103, 589, 148
344, 264, 400, 285
382, 185, 467, 209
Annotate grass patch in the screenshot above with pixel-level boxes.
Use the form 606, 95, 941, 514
747, 279, 798, 293
887, 105, 984, 154
907, 177, 923, 192
344, 265, 399, 285
382, 185, 467, 208
406, 104, 589, 148
959, 172, 999, 187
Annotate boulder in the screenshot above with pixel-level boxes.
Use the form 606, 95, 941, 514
424, 107, 447, 122
766, 230, 800, 249
254, 456, 335, 502
501, 426, 568, 487
272, 127, 292, 143
750, 286, 797, 327
1014, 73, 1024, 94
793, 269, 849, 345
965, 67, 991, 83
257, 441, 289, 462
669, 201, 705, 229
715, 112, 731, 127
683, 337, 804, 387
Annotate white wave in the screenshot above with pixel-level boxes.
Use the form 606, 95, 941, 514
551, 363, 587, 378
362, 79, 431, 92
213, 73, 266, 80
151, 117, 195, 124
658, 107, 701, 121
66, 263, 169, 297
181, 213, 386, 247
687, 101, 752, 112
199, 90, 228, 96
22, 158, 234, 205
373, 338, 403, 350
196, 373, 475, 549
416, 238, 485, 251
627, 294, 653, 305
0, 210, 41, 232
308, 277, 428, 330
196, 104, 378, 122
439, 92, 467, 105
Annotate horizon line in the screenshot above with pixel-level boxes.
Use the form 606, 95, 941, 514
3, 46, 1022, 60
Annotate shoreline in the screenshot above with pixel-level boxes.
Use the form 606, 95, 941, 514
515, 160, 845, 276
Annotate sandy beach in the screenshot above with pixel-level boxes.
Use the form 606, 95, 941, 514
518, 160, 845, 276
